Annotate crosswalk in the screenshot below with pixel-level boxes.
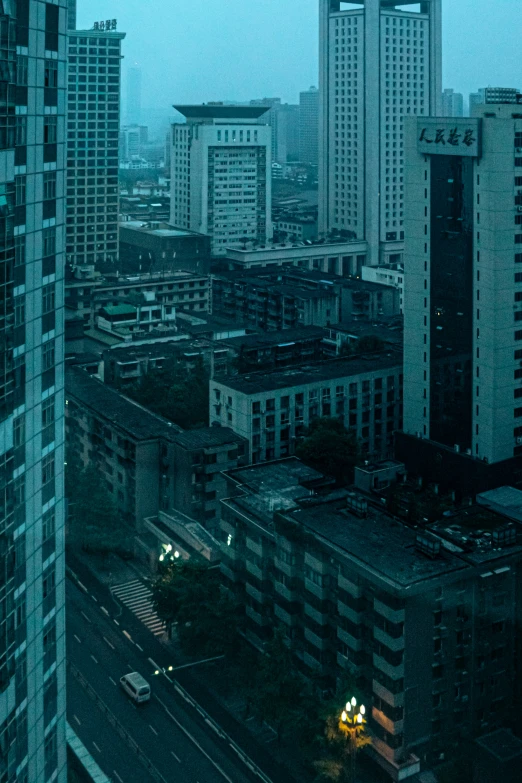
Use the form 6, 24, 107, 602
110, 579, 166, 637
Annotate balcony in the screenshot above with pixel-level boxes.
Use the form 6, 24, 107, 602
372, 679, 404, 709
372, 707, 403, 736
373, 653, 404, 681
374, 626, 405, 653
337, 627, 362, 652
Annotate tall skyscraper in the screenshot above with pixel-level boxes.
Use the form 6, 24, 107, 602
66, 27, 125, 274
299, 86, 319, 165
0, 1, 68, 781
319, 0, 442, 265
441, 88, 464, 117
126, 65, 142, 125
468, 88, 485, 116
403, 94, 522, 465
170, 105, 272, 255
67, 0, 76, 29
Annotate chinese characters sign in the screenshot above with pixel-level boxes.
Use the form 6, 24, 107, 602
93, 19, 117, 31
417, 118, 481, 158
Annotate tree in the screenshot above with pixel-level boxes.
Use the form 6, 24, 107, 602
296, 418, 360, 485
152, 562, 240, 657
66, 462, 131, 555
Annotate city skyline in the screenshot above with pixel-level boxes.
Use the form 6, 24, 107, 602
77, 0, 520, 109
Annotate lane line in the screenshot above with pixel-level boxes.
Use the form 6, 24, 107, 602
123, 631, 132, 641
109, 677, 117, 686
171, 751, 181, 763
91, 595, 98, 602
77, 580, 88, 592
90, 654, 98, 664
103, 636, 115, 650
135, 643, 143, 652
101, 606, 109, 616
73, 634, 81, 644
149, 724, 158, 736
80, 611, 92, 623
73, 715, 81, 726
113, 772, 124, 783
154, 696, 234, 783
93, 741, 101, 753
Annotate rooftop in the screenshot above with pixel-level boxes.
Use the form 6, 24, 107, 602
119, 221, 202, 238
477, 486, 522, 524
172, 427, 246, 451
213, 353, 402, 395
475, 729, 522, 762
173, 105, 269, 120
220, 326, 327, 350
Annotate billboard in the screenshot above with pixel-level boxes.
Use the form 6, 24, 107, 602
417, 118, 481, 158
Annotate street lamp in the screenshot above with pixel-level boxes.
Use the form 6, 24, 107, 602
340, 697, 366, 783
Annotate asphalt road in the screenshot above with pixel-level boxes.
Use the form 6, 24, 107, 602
66, 575, 260, 783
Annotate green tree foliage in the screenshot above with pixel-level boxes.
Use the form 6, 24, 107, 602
152, 562, 239, 657
125, 358, 209, 429
66, 459, 131, 554
296, 418, 360, 485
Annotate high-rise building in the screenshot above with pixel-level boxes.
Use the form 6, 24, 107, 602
441, 87, 464, 117
66, 27, 125, 274
67, 0, 76, 29
126, 65, 142, 125
0, 1, 68, 782
119, 124, 148, 161
319, 0, 442, 265
299, 86, 319, 165
468, 88, 485, 116
403, 96, 522, 466
170, 105, 272, 255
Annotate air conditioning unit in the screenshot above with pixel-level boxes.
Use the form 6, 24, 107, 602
517, 437, 522, 444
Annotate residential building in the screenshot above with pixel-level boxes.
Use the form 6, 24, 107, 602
402, 100, 522, 470
219, 327, 328, 374
0, 1, 68, 781
126, 65, 142, 125
299, 86, 319, 165
468, 90, 485, 116
221, 238, 369, 274
210, 354, 403, 462
65, 367, 246, 535
170, 105, 272, 255
441, 88, 464, 117
66, 26, 125, 273
275, 216, 317, 242
318, 0, 442, 265
362, 262, 405, 312
250, 98, 299, 165
220, 459, 522, 780
118, 221, 211, 276
119, 124, 148, 161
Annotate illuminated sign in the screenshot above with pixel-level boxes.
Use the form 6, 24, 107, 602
417, 118, 481, 158
93, 19, 117, 31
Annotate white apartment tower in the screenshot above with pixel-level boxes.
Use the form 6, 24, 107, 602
66, 27, 125, 274
319, 0, 442, 265
403, 95, 522, 465
170, 105, 272, 256
1, 1, 68, 781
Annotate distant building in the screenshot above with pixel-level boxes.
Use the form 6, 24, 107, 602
362, 263, 404, 312
319, 0, 442, 265
403, 100, 522, 469
210, 354, 403, 462
220, 460, 522, 781
299, 86, 319, 165
118, 221, 211, 276
126, 65, 142, 125
221, 238, 369, 275
67, 28, 125, 273
170, 105, 273, 255
441, 88, 464, 117
275, 216, 317, 242
68, 0, 76, 28
119, 124, 148, 161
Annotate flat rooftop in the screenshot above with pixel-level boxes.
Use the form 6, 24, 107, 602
221, 326, 327, 350
172, 427, 246, 451
120, 221, 201, 238
173, 105, 269, 120
214, 353, 402, 395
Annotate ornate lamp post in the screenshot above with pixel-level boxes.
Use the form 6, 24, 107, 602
340, 697, 366, 783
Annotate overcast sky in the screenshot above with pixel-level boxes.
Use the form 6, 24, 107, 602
78, 0, 521, 111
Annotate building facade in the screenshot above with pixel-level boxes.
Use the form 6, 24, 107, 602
318, 0, 442, 265
220, 460, 522, 780
299, 86, 319, 166
66, 27, 125, 273
118, 221, 211, 276
0, 1, 68, 781
403, 102, 522, 465
210, 354, 403, 463
441, 88, 464, 118
170, 105, 272, 256
362, 262, 404, 312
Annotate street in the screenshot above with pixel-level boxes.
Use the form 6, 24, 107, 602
66, 572, 266, 783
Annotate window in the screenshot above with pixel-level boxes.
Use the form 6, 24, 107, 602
43, 226, 56, 257
42, 454, 55, 485
43, 172, 57, 200
44, 59, 58, 87
15, 116, 27, 146
44, 116, 57, 144
14, 235, 25, 267
14, 296, 25, 326
13, 415, 25, 447
42, 397, 54, 427
42, 284, 55, 314
42, 508, 55, 543
44, 2, 60, 51
16, 55, 28, 86
44, 726, 57, 780
15, 175, 26, 206
42, 340, 55, 370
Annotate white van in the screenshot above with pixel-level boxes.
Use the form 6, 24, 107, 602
119, 672, 151, 704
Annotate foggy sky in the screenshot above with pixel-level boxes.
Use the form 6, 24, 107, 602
78, 1, 521, 111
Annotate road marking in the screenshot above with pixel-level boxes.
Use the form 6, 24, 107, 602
77, 580, 88, 592
103, 636, 115, 650
90, 655, 98, 664
154, 696, 234, 783
148, 657, 160, 671
135, 643, 143, 652
101, 606, 109, 616
171, 751, 181, 763
93, 741, 101, 753
113, 772, 124, 783
109, 677, 117, 686
149, 724, 158, 736
113, 619, 120, 626
91, 595, 98, 602
80, 611, 92, 624
73, 715, 81, 726
123, 630, 132, 641
73, 634, 81, 644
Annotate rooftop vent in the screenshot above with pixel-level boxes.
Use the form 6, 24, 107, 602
415, 532, 441, 559
346, 492, 368, 518
492, 525, 517, 548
